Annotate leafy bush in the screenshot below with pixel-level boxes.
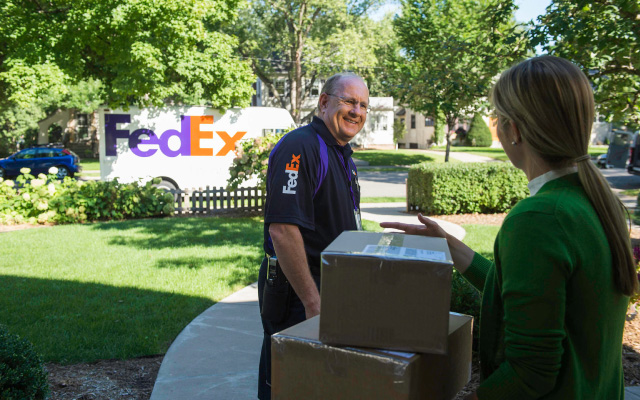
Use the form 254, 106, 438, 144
0, 168, 174, 224
0, 325, 49, 400
227, 133, 286, 191
450, 270, 481, 347
465, 113, 493, 147
408, 162, 529, 214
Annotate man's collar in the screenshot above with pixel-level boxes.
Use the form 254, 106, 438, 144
311, 117, 353, 154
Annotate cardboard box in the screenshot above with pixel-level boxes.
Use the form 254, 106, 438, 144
271, 314, 473, 400
320, 231, 454, 353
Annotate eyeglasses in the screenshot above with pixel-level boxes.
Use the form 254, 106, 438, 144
326, 94, 371, 114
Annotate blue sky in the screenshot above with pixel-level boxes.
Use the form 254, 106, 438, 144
514, 0, 552, 23
371, 0, 553, 22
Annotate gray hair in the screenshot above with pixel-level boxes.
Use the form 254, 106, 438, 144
321, 73, 367, 95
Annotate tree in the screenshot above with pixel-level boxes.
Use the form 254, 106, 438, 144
0, 0, 255, 152
532, 0, 640, 128
393, 118, 407, 145
388, 0, 529, 161
230, 0, 389, 123
466, 113, 492, 146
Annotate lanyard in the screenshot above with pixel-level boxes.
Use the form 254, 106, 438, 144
332, 147, 358, 212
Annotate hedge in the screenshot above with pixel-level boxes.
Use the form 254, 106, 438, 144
408, 162, 529, 215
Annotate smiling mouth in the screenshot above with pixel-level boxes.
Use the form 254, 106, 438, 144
344, 118, 359, 125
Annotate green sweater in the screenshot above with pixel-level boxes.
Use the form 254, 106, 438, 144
463, 174, 629, 399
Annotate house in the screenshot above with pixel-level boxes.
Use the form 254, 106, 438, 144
395, 107, 439, 149
37, 109, 99, 158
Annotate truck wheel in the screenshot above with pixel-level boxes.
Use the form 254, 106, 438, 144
0, 168, 4, 179
154, 178, 179, 202
154, 179, 178, 191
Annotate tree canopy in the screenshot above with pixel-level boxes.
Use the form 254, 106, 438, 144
532, 0, 640, 128
388, 0, 529, 160
1, 0, 255, 109
0, 0, 256, 152
230, 0, 390, 123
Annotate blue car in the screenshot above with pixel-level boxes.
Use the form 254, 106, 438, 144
0, 146, 81, 180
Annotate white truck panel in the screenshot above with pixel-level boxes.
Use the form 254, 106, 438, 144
99, 106, 295, 189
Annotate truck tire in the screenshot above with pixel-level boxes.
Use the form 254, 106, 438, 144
154, 178, 179, 202
154, 178, 178, 191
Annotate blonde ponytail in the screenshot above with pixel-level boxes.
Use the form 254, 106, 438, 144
491, 56, 639, 297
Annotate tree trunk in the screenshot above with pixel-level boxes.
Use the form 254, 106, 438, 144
445, 116, 456, 163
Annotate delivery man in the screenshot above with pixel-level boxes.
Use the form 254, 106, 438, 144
257, 72, 369, 399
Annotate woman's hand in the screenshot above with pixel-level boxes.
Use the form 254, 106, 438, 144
380, 213, 476, 273
380, 213, 447, 238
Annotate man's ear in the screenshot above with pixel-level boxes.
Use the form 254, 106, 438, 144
318, 93, 329, 114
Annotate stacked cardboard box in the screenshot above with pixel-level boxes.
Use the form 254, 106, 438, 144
271, 231, 473, 400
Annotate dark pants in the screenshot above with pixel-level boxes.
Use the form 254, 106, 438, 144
257, 257, 320, 400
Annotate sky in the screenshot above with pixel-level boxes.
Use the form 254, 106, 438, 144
514, 0, 552, 23
371, 0, 553, 23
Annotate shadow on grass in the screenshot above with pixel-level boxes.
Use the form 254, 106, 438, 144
90, 216, 263, 250
0, 275, 217, 364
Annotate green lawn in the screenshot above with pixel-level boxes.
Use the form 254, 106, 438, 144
0, 216, 264, 364
462, 224, 500, 260
588, 146, 608, 157
79, 158, 100, 171
361, 197, 406, 203
621, 188, 640, 197
1, 215, 499, 365
430, 146, 509, 161
353, 150, 446, 166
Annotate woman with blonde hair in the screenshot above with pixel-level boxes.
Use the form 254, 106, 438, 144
382, 56, 638, 399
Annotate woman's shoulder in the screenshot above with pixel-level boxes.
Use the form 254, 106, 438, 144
506, 183, 590, 223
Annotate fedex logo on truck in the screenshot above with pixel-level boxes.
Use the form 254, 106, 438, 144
104, 114, 246, 157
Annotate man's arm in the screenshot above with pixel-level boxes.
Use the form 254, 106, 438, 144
269, 223, 321, 319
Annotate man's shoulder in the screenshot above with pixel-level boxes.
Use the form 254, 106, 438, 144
277, 124, 320, 150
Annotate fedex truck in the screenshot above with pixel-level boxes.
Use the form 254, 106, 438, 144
99, 106, 295, 190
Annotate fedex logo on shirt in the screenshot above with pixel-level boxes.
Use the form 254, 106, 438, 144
282, 154, 300, 194
104, 114, 246, 157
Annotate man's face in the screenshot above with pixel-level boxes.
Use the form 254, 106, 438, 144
318, 77, 369, 145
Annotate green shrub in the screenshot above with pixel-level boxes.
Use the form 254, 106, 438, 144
450, 270, 481, 347
408, 162, 529, 214
0, 325, 49, 400
465, 113, 493, 147
227, 132, 289, 191
0, 168, 174, 224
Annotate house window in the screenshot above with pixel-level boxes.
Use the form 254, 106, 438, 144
411, 115, 416, 129
274, 79, 285, 97
310, 80, 324, 96
425, 117, 434, 127
77, 113, 89, 139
